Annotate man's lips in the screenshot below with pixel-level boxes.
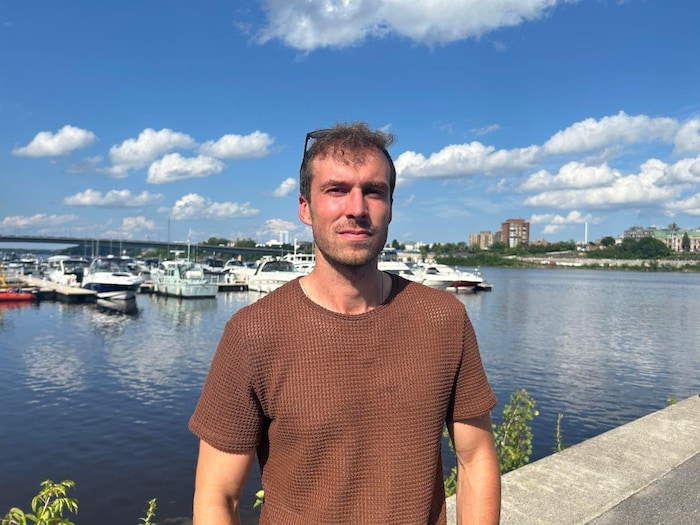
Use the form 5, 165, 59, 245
338, 229, 372, 238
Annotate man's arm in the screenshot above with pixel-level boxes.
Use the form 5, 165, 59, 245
448, 413, 501, 525
192, 439, 256, 525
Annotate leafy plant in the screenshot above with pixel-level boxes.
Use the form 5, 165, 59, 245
2, 481, 157, 525
253, 489, 265, 509
492, 388, 538, 474
139, 499, 157, 525
554, 413, 569, 452
443, 388, 539, 497
1, 480, 78, 525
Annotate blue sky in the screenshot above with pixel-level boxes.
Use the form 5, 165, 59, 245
2, 0, 700, 248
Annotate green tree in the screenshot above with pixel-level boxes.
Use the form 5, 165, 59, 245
634, 237, 671, 258
601, 236, 616, 247
234, 238, 258, 248
682, 233, 691, 252
204, 236, 230, 246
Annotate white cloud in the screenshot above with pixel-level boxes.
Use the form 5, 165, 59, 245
107, 128, 196, 177
471, 124, 500, 136
122, 216, 158, 232
169, 193, 259, 220
666, 193, 700, 216
272, 177, 297, 197
656, 156, 700, 184
66, 156, 103, 174
530, 210, 596, 234
1, 213, 78, 230
146, 153, 224, 184
541, 111, 679, 157
395, 142, 538, 180
199, 131, 274, 159
524, 160, 682, 209
256, 218, 298, 239
674, 119, 700, 154
256, 0, 571, 51
63, 189, 163, 207
519, 162, 620, 192
12, 125, 95, 157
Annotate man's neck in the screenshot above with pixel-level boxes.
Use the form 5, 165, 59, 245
301, 259, 386, 315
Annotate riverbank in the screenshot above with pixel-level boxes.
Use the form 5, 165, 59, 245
515, 255, 700, 271
447, 394, 700, 524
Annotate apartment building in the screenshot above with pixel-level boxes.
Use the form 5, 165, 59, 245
501, 218, 530, 248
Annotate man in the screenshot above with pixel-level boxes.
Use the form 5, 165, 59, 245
189, 122, 501, 524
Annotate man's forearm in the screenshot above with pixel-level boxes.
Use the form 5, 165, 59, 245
193, 497, 240, 525
455, 458, 501, 524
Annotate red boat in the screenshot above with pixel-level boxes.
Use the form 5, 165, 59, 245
0, 287, 38, 302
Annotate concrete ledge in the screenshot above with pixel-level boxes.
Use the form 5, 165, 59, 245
447, 394, 700, 524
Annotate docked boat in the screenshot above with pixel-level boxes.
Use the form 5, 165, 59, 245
201, 256, 226, 275
47, 256, 90, 287
247, 257, 301, 293
378, 248, 422, 282
0, 287, 38, 302
445, 268, 485, 293
413, 263, 472, 290
96, 290, 138, 315
222, 259, 257, 284
0, 271, 39, 302
281, 252, 316, 274
151, 260, 218, 298
81, 255, 145, 293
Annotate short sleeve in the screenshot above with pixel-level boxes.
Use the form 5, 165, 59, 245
189, 316, 264, 453
448, 311, 497, 421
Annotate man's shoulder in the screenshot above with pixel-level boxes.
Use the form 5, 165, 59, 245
228, 278, 302, 324
397, 277, 463, 302
394, 277, 465, 313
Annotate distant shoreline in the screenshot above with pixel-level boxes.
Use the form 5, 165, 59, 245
447, 255, 700, 273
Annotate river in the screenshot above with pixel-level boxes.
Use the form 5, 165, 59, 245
1, 267, 698, 524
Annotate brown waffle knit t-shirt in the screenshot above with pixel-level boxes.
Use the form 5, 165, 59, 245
189, 274, 497, 524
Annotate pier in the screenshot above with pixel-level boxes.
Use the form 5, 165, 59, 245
18, 275, 97, 303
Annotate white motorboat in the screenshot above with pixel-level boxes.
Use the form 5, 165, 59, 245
222, 259, 257, 284
378, 248, 422, 282
151, 260, 218, 298
282, 252, 315, 274
96, 290, 138, 315
81, 255, 145, 293
47, 256, 90, 287
445, 268, 485, 293
201, 256, 226, 275
413, 263, 469, 290
247, 257, 301, 293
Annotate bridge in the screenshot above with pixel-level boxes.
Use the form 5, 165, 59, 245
0, 234, 293, 259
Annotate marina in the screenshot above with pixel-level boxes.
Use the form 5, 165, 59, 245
1, 251, 492, 312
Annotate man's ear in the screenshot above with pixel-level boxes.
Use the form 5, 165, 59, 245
298, 195, 312, 226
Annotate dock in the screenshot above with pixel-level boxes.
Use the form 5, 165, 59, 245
19, 275, 97, 303
138, 280, 248, 294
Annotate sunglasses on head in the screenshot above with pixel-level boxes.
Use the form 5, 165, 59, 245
300, 128, 331, 172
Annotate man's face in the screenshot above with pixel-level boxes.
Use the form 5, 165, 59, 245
298, 150, 392, 269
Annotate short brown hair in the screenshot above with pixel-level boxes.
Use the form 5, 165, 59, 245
299, 122, 396, 202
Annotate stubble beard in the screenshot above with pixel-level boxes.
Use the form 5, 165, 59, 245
313, 224, 388, 270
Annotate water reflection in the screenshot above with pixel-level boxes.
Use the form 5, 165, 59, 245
456, 268, 700, 458
23, 333, 87, 396
149, 294, 218, 328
